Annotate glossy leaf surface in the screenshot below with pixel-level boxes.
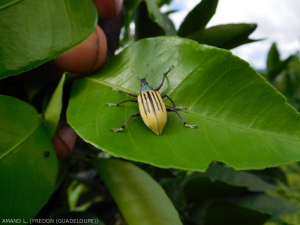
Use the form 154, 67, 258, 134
43, 73, 69, 136
91, 159, 182, 225
204, 165, 277, 191
0, 95, 58, 219
0, 0, 97, 79
186, 23, 259, 49
163, 14, 176, 35
67, 36, 300, 172
145, 0, 164, 28
183, 165, 277, 202
178, 0, 218, 37
248, 167, 287, 185
229, 194, 299, 222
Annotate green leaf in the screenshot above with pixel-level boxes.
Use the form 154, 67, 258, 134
248, 167, 287, 185
267, 43, 281, 74
229, 193, 299, 222
178, 0, 219, 37
204, 202, 271, 225
135, 1, 165, 40
67, 36, 300, 172
0, 95, 58, 219
186, 23, 259, 49
283, 71, 296, 99
122, 0, 141, 45
268, 54, 294, 82
91, 159, 182, 225
145, 0, 164, 28
163, 14, 177, 36
43, 73, 70, 137
206, 165, 277, 191
183, 165, 277, 202
0, 0, 97, 79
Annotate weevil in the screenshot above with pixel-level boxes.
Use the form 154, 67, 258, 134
106, 65, 197, 135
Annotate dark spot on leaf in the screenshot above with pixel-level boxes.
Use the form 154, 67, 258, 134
44, 151, 50, 157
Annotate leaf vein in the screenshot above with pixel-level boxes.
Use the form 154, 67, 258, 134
0, 119, 41, 160
86, 77, 300, 141
248, 100, 277, 128
192, 70, 231, 110
204, 118, 223, 160
213, 81, 252, 118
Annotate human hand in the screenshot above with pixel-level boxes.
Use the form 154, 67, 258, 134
0, 0, 124, 158
50, 0, 124, 159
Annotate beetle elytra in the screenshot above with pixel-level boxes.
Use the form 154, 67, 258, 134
106, 65, 197, 135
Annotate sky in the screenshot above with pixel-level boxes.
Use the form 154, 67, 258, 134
162, 0, 300, 70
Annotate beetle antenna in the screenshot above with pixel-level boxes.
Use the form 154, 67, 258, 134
132, 70, 140, 80
145, 63, 149, 79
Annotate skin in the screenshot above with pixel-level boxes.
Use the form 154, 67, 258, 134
0, 0, 124, 159
52, 0, 124, 159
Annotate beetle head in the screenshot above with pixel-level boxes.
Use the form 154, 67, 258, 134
140, 78, 148, 85
140, 77, 153, 93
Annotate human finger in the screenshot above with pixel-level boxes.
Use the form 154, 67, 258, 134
93, 0, 123, 20
53, 25, 107, 76
52, 122, 77, 159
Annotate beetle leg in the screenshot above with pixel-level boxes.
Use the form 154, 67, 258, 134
166, 108, 197, 129
161, 95, 186, 110
110, 113, 141, 132
154, 65, 174, 91
106, 99, 137, 106
111, 87, 138, 97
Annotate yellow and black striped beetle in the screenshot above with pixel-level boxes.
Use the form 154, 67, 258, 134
106, 65, 197, 135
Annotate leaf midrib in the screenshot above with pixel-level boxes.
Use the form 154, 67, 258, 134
0, 118, 41, 160
85, 77, 300, 142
